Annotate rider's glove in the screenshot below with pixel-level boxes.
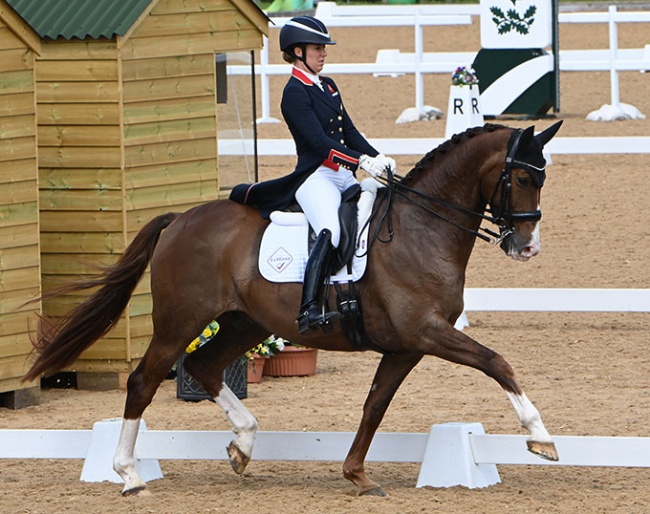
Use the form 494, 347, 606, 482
359, 153, 396, 178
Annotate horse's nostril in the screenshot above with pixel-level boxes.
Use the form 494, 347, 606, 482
522, 245, 539, 257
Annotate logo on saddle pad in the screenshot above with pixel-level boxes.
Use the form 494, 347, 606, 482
267, 247, 293, 273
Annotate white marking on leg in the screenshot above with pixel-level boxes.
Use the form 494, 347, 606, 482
113, 418, 147, 493
216, 383, 258, 459
505, 391, 552, 443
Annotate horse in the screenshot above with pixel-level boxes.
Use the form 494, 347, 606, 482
24, 121, 563, 497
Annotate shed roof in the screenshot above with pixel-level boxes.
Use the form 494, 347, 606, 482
6, 0, 153, 40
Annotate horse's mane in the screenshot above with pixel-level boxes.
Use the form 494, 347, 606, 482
400, 123, 510, 186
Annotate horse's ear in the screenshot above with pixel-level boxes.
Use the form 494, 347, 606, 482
518, 125, 536, 149
534, 120, 563, 148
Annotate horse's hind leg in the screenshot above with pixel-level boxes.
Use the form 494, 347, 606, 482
343, 352, 422, 496
114, 332, 184, 496
182, 312, 270, 475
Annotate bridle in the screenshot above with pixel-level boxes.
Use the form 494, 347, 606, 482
367, 128, 546, 247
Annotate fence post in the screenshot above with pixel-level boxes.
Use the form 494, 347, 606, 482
80, 418, 163, 484
608, 5, 620, 106
416, 422, 501, 489
258, 37, 280, 124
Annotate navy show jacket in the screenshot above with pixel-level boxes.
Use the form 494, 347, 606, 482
229, 68, 379, 219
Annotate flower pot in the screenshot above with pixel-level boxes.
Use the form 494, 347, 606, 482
247, 355, 266, 384
263, 347, 318, 377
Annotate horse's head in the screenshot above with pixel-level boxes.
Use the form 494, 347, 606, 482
486, 121, 563, 261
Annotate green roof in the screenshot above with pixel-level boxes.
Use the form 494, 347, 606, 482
6, 0, 153, 40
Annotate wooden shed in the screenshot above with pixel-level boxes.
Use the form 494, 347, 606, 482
6, 0, 269, 387
0, 1, 41, 406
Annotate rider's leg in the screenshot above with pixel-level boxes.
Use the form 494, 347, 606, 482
294, 168, 351, 333
295, 228, 339, 333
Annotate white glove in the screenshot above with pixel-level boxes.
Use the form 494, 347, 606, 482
359, 153, 397, 178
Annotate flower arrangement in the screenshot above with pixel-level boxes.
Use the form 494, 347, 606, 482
245, 335, 287, 360
186, 320, 220, 354
451, 66, 479, 87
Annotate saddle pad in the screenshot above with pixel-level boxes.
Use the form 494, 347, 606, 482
259, 179, 380, 283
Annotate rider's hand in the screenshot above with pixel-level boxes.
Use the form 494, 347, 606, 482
377, 154, 397, 174
359, 154, 396, 178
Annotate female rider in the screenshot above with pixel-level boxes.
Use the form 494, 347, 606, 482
230, 16, 396, 334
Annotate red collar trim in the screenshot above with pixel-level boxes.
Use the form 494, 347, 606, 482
292, 67, 316, 87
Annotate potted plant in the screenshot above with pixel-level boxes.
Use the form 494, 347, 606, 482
245, 335, 286, 383
263, 341, 318, 378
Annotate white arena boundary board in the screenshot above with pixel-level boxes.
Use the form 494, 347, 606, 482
219, 137, 650, 156
4, 421, 650, 489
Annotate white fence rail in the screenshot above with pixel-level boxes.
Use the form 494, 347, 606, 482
4, 420, 650, 489
232, 3, 650, 122
218, 136, 650, 156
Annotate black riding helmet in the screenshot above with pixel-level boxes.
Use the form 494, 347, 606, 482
280, 16, 335, 73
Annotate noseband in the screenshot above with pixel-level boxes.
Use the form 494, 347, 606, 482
370, 128, 546, 246
487, 128, 546, 243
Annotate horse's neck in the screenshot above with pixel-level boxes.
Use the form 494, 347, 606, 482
394, 139, 500, 267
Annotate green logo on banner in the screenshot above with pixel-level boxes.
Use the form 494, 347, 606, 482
490, 0, 537, 34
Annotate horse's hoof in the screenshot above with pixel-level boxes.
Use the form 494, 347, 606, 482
227, 441, 250, 475
121, 486, 150, 497
359, 486, 389, 497
527, 440, 559, 461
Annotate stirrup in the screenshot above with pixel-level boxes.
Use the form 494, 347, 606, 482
296, 304, 338, 334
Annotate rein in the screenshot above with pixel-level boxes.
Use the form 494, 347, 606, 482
362, 128, 545, 250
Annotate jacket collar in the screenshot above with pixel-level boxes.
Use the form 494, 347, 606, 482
292, 67, 319, 87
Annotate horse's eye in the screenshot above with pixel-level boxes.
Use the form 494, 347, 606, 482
516, 175, 532, 188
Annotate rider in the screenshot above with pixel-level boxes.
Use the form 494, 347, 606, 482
229, 16, 396, 334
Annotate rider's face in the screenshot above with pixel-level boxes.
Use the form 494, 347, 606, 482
295, 43, 327, 74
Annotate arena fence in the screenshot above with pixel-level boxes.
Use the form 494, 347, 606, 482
3, 419, 650, 488
218, 136, 650, 157
231, 2, 650, 123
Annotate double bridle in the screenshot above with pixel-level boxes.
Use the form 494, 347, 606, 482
368, 128, 546, 246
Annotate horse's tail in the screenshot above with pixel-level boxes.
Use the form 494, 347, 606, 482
23, 212, 180, 382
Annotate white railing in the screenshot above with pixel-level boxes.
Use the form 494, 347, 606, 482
218, 136, 650, 156
228, 3, 649, 122
4, 420, 650, 489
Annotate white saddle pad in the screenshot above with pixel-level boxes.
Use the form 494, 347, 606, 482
259, 179, 381, 283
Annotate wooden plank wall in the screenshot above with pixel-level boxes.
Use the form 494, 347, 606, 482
0, 20, 41, 392
35, 40, 131, 372
118, 0, 263, 361
30, 0, 265, 373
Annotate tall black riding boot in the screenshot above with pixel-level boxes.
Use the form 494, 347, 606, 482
296, 229, 339, 334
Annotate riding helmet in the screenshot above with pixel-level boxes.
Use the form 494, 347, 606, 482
279, 16, 336, 52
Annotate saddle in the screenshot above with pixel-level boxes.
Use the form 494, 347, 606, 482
258, 178, 381, 348
258, 178, 380, 284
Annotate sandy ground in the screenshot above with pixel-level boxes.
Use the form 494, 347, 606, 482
2, 12, 650, 514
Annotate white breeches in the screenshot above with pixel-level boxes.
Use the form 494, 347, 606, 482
295, 166, 359, 248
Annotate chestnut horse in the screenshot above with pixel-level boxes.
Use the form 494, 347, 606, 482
25, 122, 562, 497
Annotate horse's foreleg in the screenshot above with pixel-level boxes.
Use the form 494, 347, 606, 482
423, 322, 557, 461
215, 383, 258, 474
505, 391, 557, 460
343, 352, 422, 496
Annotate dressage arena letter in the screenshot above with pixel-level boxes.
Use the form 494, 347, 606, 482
445, 86, 485, 140
454, 97, 465, 115
453, 97, 481, 115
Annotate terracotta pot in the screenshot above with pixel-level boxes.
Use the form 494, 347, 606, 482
247, 355, 266, 384
263, 347, 318, 377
